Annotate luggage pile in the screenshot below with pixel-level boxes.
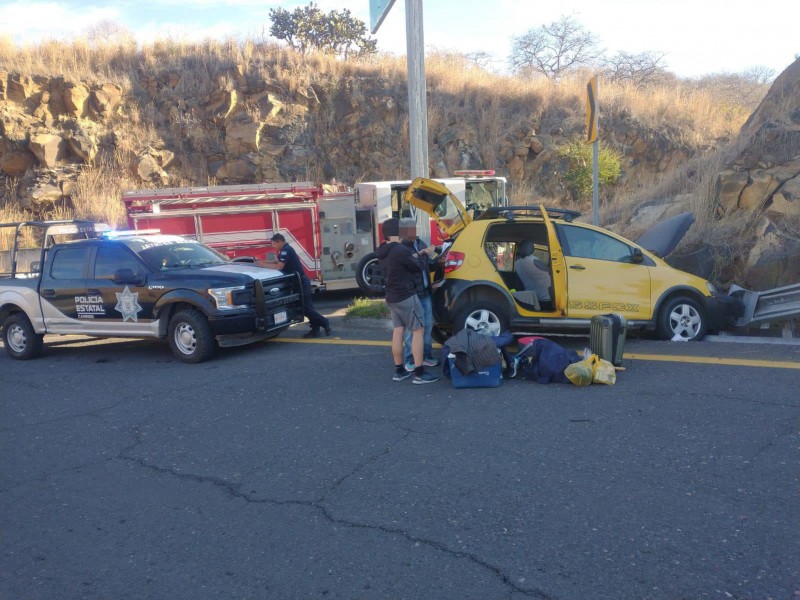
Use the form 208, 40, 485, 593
440, 313, 627, 388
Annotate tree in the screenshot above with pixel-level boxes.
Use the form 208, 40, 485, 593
602, 51, 669, 87
84, 19, 136, 47
509, 15, 601, 79
269, 2, 377, 58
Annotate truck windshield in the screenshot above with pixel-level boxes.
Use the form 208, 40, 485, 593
135, 242, 229, 271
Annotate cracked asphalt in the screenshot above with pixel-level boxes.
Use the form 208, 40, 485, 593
1, 301, 799, 600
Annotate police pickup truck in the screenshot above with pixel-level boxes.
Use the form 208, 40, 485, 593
0, 220, 304, 363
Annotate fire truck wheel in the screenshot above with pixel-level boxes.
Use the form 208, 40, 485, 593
355, 252, 384, 295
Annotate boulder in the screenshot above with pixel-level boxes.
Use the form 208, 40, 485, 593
63, 82, 90, 118
28, 183, 63, 204
0, 149, 34, 177
136, 152, 168, 184
6, 74, 36, 104
88, 83, 122, 119
745, 218, 800, 289
66, 130, 99, 163
28, 133, 65, 167
225, 120, 262, 154
714, 170, 749, 214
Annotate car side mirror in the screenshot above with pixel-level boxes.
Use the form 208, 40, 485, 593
113, 268, 144, 285
631, 247, 644, 264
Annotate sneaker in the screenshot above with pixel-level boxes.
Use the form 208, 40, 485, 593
323, 324, 332, 336
392, 371, 412, 382
413, 372, 439, 385
404, 361, 415, 372
423, 356, 439, 367
303, 329, 321, 338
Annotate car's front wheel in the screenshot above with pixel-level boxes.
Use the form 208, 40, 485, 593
168, 309, 216, 363
2, 313, 44, 360
656, 296, 707, 341
454, 301, 509, 337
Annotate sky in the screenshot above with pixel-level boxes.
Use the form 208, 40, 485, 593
0, 0, 797, 79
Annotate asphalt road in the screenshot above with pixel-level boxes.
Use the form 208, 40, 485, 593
1, 295, 798, 600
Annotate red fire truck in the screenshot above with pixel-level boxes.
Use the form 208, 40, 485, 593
122, 171, 507, 294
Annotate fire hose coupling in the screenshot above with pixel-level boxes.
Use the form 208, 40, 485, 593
344, 242, 355, 258
331, 251, 344, 269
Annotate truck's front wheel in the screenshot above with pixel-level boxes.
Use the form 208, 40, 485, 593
168, 309, 216, 363
355, 253, 384, 295
3, 313, 44, 360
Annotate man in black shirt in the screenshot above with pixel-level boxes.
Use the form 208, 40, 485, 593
374, 218, 439, 384
266, 233, 331, 338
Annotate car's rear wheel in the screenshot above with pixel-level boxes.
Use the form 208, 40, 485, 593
656, 295, 707, 341
355, 252, 384, 295
168, 309, 216, 363
454, 301, 508, 337
3, 313, 44, 360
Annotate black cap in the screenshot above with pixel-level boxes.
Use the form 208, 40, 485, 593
270, 233, 285, 242
382, 218, 399, 239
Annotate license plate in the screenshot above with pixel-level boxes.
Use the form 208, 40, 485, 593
274, 310, 287, 324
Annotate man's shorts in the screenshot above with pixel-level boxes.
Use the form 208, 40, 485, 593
388, 295, 424, 331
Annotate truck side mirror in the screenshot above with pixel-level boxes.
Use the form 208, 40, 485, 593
113, 268, 144, 285
631, 247, 644, 264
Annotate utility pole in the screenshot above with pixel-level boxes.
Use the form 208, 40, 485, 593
405, 0, 430, 242
370, 0, 431, 242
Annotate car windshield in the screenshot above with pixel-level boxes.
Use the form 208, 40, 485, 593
134, 241, 230, 271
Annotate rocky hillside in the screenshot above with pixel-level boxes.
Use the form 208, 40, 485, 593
0, 47, 798, 290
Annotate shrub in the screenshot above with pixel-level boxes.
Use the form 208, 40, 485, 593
557, 139, 622, 201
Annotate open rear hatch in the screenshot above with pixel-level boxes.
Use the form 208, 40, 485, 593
405, 177, 471, 239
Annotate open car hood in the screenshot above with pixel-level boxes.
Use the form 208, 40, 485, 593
635, 212, 695, 258
405, 177, 471, 238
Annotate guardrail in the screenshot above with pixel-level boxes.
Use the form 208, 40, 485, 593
730, 283, 800, 329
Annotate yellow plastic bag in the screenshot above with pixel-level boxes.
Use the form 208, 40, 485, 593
564, 357, 594, 387
590, 355, 616, 385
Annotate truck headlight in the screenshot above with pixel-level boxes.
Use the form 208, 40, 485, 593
209, 286, 250, 310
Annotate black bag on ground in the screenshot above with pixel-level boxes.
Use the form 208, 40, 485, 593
515, 338, 581, 384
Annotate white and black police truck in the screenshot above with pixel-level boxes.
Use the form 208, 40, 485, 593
0, 220, 304, 363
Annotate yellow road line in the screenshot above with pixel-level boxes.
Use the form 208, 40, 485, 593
275, 338, 800, 369
625, 353, 800, 369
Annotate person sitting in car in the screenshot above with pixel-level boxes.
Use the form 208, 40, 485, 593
514, 241, 552, 309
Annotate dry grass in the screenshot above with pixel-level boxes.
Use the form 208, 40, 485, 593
0, 35, 770, 237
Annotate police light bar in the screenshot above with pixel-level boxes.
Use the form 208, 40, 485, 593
452, 169, 496, 177
103, 228, 161, 238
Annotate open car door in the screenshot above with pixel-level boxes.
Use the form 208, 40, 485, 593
539, 205, 567, 315
405, 178, 472, 239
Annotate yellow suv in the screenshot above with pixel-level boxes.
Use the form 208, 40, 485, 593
406, 178, 743, 341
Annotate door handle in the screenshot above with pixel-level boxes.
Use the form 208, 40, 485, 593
569, 265, 586, 271
42, 288, 55, 297
88, 289, 101, 295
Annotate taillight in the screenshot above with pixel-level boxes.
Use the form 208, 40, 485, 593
443, 251, 465, 274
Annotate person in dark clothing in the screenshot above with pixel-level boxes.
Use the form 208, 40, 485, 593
374, 218, 439, 384
399, 218, 437, 371
265, 233, 331, 338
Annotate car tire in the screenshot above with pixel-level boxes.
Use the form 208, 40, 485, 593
168, 309, 216, 363
454, 301, 509, 337
2, 313, 44, 360
656, 295, 707, 341
355, 252, 384, 295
